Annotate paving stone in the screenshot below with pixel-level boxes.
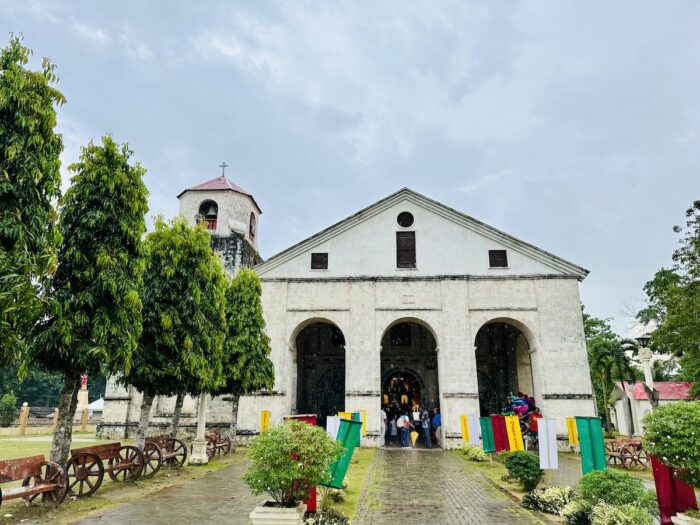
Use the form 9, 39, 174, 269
353, 449, 551, 525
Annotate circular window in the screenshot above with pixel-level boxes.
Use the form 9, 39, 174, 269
397, 212, 414, 228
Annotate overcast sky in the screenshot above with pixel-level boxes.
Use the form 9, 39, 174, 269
3, 1, 699, 336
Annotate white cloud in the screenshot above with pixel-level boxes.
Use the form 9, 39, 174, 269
73, 22, 109, 44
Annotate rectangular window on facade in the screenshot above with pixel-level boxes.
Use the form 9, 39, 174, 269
489, 249, 508, 268
311, 252, 328, 269
396, 231, 416, 268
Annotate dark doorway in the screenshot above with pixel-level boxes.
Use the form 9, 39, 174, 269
295, 322, 345, 427
474, 322, 533, 416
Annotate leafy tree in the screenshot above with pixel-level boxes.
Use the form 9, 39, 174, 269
121, 216, 227, 449
29, 136, 148, 465
0, 36, 64, 367
638, 201, 700, 395
211, 268, 274, 451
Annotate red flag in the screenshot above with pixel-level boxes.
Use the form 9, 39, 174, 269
651, 455, 698, 525
490, 415, 509, 452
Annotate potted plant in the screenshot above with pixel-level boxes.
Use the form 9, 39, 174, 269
244, 420, 345, 525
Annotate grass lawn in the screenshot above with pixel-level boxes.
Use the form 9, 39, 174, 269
0, 434, 246, 525
325, 447, 375, 519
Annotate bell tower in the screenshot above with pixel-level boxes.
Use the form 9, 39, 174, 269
177, 168, 262, 274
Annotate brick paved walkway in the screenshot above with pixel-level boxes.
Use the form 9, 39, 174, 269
353, 449, 550, 525
72, 458, 260, 525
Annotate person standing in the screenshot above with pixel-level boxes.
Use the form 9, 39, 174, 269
432, 408, 442, 448
397, 412, 410, 448
380, 406, 387, 447
421, 407, 432, 449
390, 415, 398, 445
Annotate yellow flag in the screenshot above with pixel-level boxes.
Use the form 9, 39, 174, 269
338, 411, 351, 421
460, 415, 469, 443
505, 416, 525, 451
566, 417, 579, 445
260, 410, 271, 433
361, 409, 367, 437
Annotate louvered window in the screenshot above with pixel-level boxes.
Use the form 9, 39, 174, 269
311, 253, 328, 270
489, 250, 508, 268
396, 232, 416, 268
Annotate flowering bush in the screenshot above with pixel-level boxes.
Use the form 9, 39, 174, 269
501, 451, 545, 491
461, 444, 489, 462
243, 420, 345, 506
643, 401, 700, 486
589, 502, 654, 525
304, 508, 349, 525
562, 500, 593, 525
522, 486, 578, 515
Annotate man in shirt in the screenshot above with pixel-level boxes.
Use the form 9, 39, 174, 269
432, 408, 442, 448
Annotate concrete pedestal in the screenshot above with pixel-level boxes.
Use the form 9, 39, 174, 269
189, 439, 210, 465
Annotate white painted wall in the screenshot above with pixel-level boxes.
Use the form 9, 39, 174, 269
259, 198, 566, 278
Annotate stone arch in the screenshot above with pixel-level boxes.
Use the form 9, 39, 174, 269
292, 319, 346, 427
474, 318, 536, 417
380, 318, 440, 420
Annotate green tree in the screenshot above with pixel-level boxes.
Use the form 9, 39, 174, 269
0, 36, 64, 367
210, 269, 274, 451
29, 136, 148, 465
121, 216, 227, 449
638, 201, 700, 395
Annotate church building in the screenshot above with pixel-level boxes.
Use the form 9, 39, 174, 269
99, 176, 596, 447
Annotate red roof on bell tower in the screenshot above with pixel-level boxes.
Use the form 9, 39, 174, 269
177, 175, 261, 213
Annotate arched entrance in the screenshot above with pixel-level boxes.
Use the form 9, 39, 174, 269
295, 322, 345, 427
474, 321, 534, 416
381, 320, 440, 448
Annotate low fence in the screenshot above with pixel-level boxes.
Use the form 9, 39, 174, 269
0, 403, 100, 436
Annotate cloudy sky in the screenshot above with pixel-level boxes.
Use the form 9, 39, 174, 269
2, 1, 699, 335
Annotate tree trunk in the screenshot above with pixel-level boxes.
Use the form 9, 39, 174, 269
170, 391, 184, 438
229, 393, 240, 453
49, 370, 81, 467
135, 391, 155, 450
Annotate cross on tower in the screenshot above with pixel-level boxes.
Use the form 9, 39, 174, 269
219, 161, 229, 176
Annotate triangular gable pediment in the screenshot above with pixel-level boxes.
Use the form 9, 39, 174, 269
256, 188, 588, 280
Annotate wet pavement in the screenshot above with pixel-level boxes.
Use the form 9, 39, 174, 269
72, 449, 553, 525
353, 449, 551, 525
72, 457, 260, 525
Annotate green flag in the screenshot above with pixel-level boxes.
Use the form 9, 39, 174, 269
480, 416, 495, 453
322, 419, 363, 489
575, 416, 607, 475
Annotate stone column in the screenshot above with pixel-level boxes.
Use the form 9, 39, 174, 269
189, 392, 209, 465
639, 347, 654, 391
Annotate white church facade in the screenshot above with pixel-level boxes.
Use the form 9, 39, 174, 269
99, 177, 596, 447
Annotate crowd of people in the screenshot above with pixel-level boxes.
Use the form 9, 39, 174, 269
380, 404, 441, 449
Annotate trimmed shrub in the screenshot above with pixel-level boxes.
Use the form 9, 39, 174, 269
522, 486, 578, 515
577, 469, 657, 515
502, 451, 544, 491
0, 392, 17, 427
643, 401, 700, 486
461, 444, 489, 462
590, 502, 654, 525
562, 500, 593, 525
243, 420, 345, 506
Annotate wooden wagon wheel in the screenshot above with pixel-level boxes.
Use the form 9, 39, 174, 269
67, 452, 104, 497
142, 442, 163, 477
604, 443, 620, 466
108, 446, 144, 482
206, 439, 216, 460
165, 439, 188, 467
623, 445, 649, 470
219, 434, 232, 456
22, 461, 68, 507
619, 445, 638, 470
